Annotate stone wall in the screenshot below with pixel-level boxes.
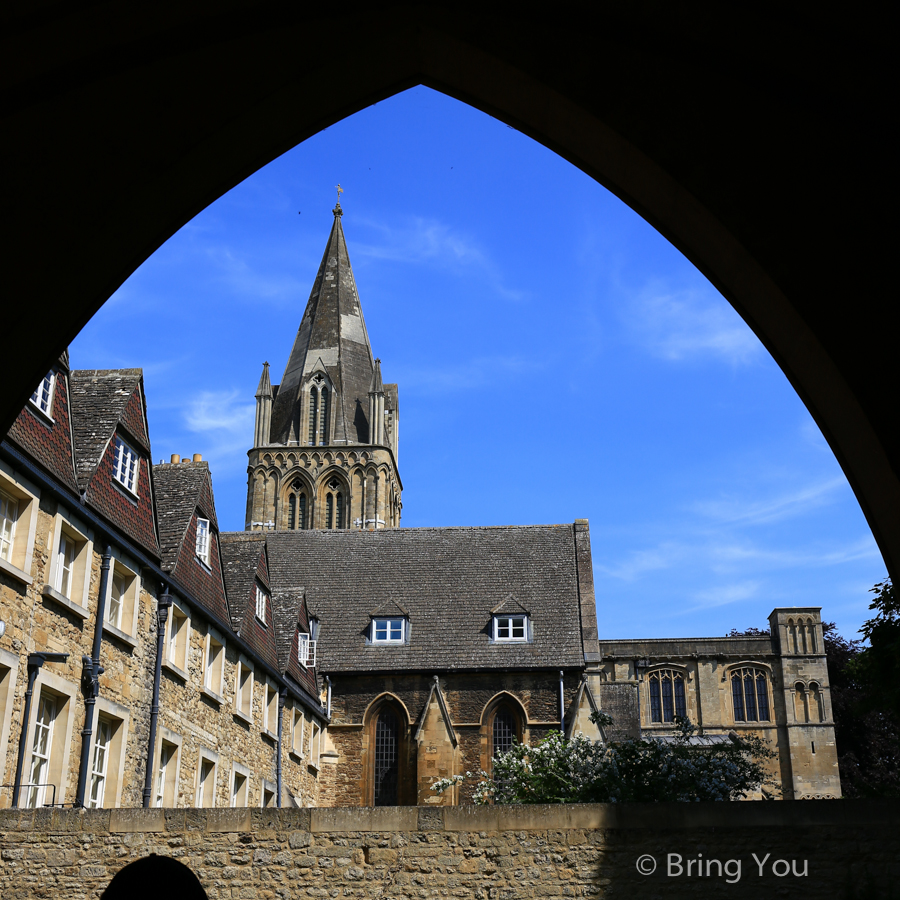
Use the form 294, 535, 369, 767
0, 802, 895, 899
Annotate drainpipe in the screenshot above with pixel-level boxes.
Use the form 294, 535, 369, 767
74, 543, 111, 808
559, 670, 565, 732
12, 652, 69, 806
276, 687, 287, 808
325, 675, 332, 719
142, 588, 172, 807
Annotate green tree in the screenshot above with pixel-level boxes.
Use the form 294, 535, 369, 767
432, 713, 777, 804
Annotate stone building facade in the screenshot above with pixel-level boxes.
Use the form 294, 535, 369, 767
0, 206, 841, 816
0, 360, 327, 813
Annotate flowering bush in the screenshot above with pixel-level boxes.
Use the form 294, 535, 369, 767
432, 712, 777, 804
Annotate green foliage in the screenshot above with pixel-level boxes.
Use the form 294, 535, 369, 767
432, 712, 777, 804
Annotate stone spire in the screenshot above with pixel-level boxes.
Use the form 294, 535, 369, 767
253, 362, 273, 447
269, 205, 375, 445
368, 358, 385, 445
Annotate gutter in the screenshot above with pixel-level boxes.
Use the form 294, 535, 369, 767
142, 589, 171, 807
73, 543, 112, 808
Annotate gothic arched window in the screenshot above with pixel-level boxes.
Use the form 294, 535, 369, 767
648, 669, 687, 723
373, 708, 399, 806
335, 492, 343, 529
298, 493, 307, 529
325, 494, 334, 529
319, 387, 329, 444
492, 707, 517, 761
308, 389, 318, 445
731, 667, 770, 722
288, 494, 296, 530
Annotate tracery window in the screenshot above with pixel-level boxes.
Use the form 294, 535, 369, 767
648, 669, 687, 723
731, 667, 770, 722
325, 483, 343, 529
308, 388, 318, 445
308, 376, 330, 445
492, 707, 517, 760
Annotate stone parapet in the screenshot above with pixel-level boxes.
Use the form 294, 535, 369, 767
0, 802, 895, 898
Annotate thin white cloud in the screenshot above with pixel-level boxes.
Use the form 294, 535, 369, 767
596, 541, 688, 581
627, 284, 763, 364
687, 580, 761, 612
691, 477, 846, 527
353, 216, 525, 302
182, 389, 255, 463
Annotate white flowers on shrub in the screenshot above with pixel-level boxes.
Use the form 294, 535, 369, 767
432, 712, 777, 804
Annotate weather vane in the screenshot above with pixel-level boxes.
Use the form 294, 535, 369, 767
336, 184, 343, 203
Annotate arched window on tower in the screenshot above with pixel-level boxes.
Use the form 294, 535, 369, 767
298, 493, 307, 529
731, 667, 771, 722
648, 669, 687, 723
325, 494, 334, 529
320, 387, 329, 444
308, 388, 318, 446
335, 492, 343, 529
288, 494, 296, 530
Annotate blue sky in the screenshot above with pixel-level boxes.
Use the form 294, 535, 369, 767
71, 87, 885, 641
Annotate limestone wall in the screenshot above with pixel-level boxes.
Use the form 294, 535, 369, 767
0, 802, 895, 899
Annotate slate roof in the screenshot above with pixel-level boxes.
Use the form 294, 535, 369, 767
153, 461, 220, 571
260, 525, 588, 672
69, 369, 144, 490
220, 533, 269, 632
270, 205, 376, 445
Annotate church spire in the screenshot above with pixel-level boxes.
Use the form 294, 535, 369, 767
269, 204, 376, 445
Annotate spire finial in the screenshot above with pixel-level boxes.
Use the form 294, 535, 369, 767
333, 184, 344, 217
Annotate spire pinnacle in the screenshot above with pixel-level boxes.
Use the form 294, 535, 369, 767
255, 361, 272, 398
369, 358, 384, 394
333, 183, 343, 217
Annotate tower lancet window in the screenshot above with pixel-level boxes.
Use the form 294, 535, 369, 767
308, 388, 318, 446
320, 387, 329, 444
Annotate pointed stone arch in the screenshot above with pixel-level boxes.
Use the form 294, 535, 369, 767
361, 693, 413, 807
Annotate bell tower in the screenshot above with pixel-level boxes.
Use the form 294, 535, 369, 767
245, 203, 402, 531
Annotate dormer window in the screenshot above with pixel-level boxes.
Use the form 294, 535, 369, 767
373, 617, 405, 643
494, 615, 528, 642
30, 372, 55, 417
298, 631, 317, 667
196, 517, 210, 566
112, 436, 139, 494
255, 586, 268, 624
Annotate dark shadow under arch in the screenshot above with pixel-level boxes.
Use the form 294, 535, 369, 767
103, 854, 206, 899
3, 6, 895, 578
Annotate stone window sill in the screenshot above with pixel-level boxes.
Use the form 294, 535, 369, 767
262, 728, 278, 742
102, 621, 138, 649
233, 707, 253, 725
288, 750, 305, 764
162, 659, 188, 682
201, 685, 224, 706
42, 584, 87, 619
1, 557, 33, 586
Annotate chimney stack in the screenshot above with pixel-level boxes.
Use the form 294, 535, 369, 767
170, 454, 180, 464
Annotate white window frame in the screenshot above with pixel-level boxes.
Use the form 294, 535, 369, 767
164, 602, 190, 676
255, 585, 268, 624
291, 707, 305, 758
87, 717, 113, 809
230, 762, 250, 807
234, 659, 254, 722
310, 722, 321, 769
493, 614, 529, 642
29, 371, 55, 418
195, 748, 219, 808
1, 490, 18, 564
0, 462, 41, 585
24, 670, 76, 808
154, 729, 182, 808
45, 510, 93, 614
372, 617, 405, 644
263, 681, 278, 737
26, 692, 56, 808
89, 697, 130, 809
203, 629, 225, 699
195, 517, 210, 566
297, 632, 317, 668
112, 436, 139, 495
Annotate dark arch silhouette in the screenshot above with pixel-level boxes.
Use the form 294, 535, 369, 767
102, 854, 207, 899
3, 6, 895, 578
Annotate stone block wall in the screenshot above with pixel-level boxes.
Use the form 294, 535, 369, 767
0, 802, 895, 899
